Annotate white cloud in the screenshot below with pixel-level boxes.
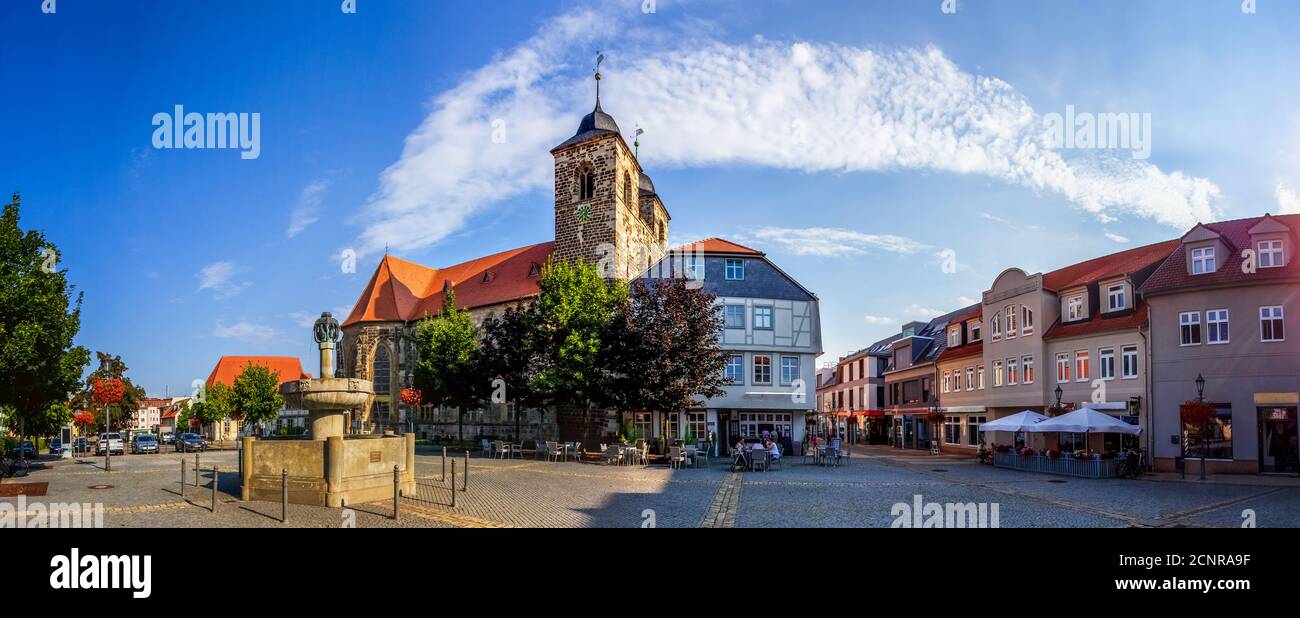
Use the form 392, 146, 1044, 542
288, 311, 319, 329
902, 304, 943, 319
197, 261, 248, 299
1103, 230, 1130, 243
287, 179, 332, 238
353, 5, 1222, 257
213, 320, 277, 342
1277, 182, 1300, 215
748, 226, 929, 257
862, 315, 896, 326
957, 296, 980, 306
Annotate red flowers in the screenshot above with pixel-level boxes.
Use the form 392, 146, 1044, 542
74, 411, 95, 426
400, 387, 423, 407
92, 377, 124, 406
1180, 400, 1215, 427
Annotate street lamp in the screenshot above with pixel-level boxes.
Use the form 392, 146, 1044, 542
1054, 385, 1064, 410
1195, 373, 1207, 481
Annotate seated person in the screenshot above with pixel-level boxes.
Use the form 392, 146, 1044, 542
766, 439, 780, 460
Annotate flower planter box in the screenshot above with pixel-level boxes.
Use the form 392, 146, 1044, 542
993, 451, 1119, 479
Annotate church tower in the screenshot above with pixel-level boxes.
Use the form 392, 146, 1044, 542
550, 62, 670, 280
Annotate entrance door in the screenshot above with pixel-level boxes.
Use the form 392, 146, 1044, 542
1259, 407, 1298, 473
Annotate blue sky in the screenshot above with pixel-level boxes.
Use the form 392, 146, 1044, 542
3, 0, 1298, 396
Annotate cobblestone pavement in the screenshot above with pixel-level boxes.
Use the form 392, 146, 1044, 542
2, 447, 1296, 528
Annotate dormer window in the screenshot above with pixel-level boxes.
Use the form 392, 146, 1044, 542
481, 271, 495, 284
725, 258, 745, 280
1107, 284, 1126, 312
528, 262, 541, 277
1191, 246, 1216, 275
1067, 295, 1084, 321
948, 327, 961, 347
1259, 240, 1284, 268
970, 321, 982, 342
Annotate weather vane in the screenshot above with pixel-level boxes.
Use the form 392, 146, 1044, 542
594, 51, 605, 105
634, 126, 644, 158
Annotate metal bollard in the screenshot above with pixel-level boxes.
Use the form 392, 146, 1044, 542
462, 449, 469, 491
281, 468, 288, 524
450, 461, 456, 508
180, 458, 185, 498
441, 446, 447, 482
210, 466, 218, 513
194, 452, 200, 487
391, 465, 400, 520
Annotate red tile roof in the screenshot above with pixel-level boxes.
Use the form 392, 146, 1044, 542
1043, 302, 1149, 340
1140, 214, 1300, 296
1042, 239, 1181, 292
936, 340, 982, 363
205, 356, 309, 388
343, 242, 554, 327
674, 237, 765, 256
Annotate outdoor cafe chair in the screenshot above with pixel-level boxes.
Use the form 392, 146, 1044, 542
568, 441, 581, 462
823, 448, 840, 468
545, 441, 563, 462
509, 442, 522, 459
603, 444, 624, 466
692, 443, 709, 468
668, 446, 686, 469
767, 445, 782, 470
750, 450, 768, 472
802, 445, 817, 465
840, 445, 851, 466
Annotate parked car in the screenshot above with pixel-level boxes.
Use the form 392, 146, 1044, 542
160, 433, 175, 445
48, 438, 63, 456
175, 433, 206, 453
73, 437, 90, 455
96, 433, 125, 456
131, 434, 159, 454
10, 441, 37, 459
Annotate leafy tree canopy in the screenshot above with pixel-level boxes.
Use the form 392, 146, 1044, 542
231, 363, 286, 429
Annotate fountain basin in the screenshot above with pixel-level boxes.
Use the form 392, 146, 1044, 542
280, 377, 373, 411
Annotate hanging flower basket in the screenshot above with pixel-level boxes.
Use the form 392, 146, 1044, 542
92, 378, 124, 406
400, 387, 423, 407
1180, 400, 1215, 427
1045, 405, 1069, 417
74, 411, 95, 426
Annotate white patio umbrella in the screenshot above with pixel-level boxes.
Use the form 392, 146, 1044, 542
1028, 407, 1141, 434
977, 410, 1050, 433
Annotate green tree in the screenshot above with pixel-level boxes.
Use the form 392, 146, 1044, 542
413, 289, 483, 440
71, 352, 147, 433
231, 363, 286, 434
604, 277, 729, 439
192, 381, 234, 434
529, 257, 627, 440
0, 192, 91, 444
478, 303, 541, 440
174, 399, 194, 434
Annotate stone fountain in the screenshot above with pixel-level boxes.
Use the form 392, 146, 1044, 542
240, 312, 414, 507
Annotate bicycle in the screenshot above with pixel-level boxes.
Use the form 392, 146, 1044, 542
1, 454, 30, 478
1116, 450, 1142, 479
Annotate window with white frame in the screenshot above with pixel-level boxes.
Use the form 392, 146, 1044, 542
1207, 309, 1230, 344
1056, 353, 1070, 383
967, 416, 986, 446
753, 355, 771, 384
1099, 348, 1115, 380
1261, 306, 1285, 342
993, 360, 1003, 387
780, 356, 800, 386
1022, 306, 1034, 336
1023, 355, 1035, 384
1191, 246, 1216, 275
977, 365, 985, 389
949, 327, 961, 347
1259, 240, 1284, 268
1005, 305, 1018, 339
725, 258, 745, 280
970, 321, 982, 342
1074, 350, 1090, 381
724, 304, 746, 329
724, 355, 744, 384
954, 369, 963, 391
942, 371, 951, 394
1007, 358, 1019, 385
753, 305, 774, 330
687, 412, 707, 441
1121, 346, 1139, 379
991, 313, 1002, 341
1107, 284, 1126, 312
944, 416, 961, 445
966, 367, 975, 391
1180, 311, 1202, 345
687, 256, 705, 280
1067, 295, 1084, 321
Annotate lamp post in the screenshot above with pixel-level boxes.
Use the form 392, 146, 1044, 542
1195, 373, 1207, 481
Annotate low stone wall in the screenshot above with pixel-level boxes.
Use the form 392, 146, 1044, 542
242, 434, 415, 507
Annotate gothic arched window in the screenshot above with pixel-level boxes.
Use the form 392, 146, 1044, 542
373, 345, 391, 395
625, 172, 635, 212
577, 163, 595, 201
